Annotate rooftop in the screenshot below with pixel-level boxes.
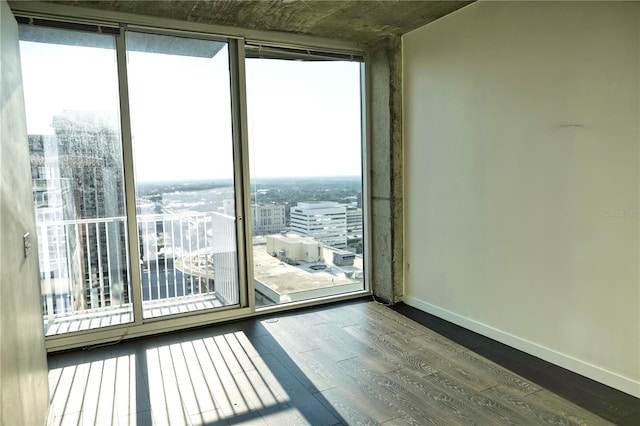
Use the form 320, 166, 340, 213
253, 238, 363, 304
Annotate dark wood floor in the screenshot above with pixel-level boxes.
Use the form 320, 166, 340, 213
47, 299, 636, 425
391, 302, 640, 426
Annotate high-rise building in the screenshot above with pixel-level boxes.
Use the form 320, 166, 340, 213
290, 201, 347, 249
30, 139, 84, 315
29, 110, 129, 312
346, 206, 363, 241
251, 203, 286, 236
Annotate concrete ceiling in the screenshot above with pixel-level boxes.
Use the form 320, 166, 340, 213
47, 0, 473, 44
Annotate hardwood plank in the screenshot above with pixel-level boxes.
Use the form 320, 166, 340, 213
275, 309, 328, 328
189, 338, 245, 417
243, 367, 288, 407
317, 386, 382, 426
525, 389, 614, 426
348, 307, 408, 337
228, 368, 271, 413
212, 333, 251, 375
190, 408, 228, 426
220, 332, 263, 373
420, 371, 535, 425
62, 360, 90, 417
203, 335, 243, 376
80, 359, 105, 425
113, 353, 138, 417
180, 340, 220, 414
169, 342, 212, 416
382, 415, 433, 426
54, 410, 80, 426
95, 356, 118, 426
208, 318, 272, 340
448, 345, 540, 396
191, 338, 255, 418
118, 409, 154, 426
338, 330, 405, 374
49, 364, 78, 418
386, 367, 487, 425
390, 303, 488, 350
247, 352, 312, 402
218, 410, 267, 425
343, 325, 441, 376
294, 321, 360, 363
337, 357, 452, 426
255, 321, 321, 355
146, 345, 191, 425
618, 411, 640, 426
270, 347, 343, 393
314, 301, 368, 328
283, 393, 342, 426
473, 343, 553, 376
257, 402, 306, 426
521, 366, 638, 423
224, 330, 266, 360
363, 302, 429, 338
383, 332, 500, 392
482, 385, 588, 425
333, 357, 407, 423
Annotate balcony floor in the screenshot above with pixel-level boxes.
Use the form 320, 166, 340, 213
46, 299, 636, 425
44, 295, 223, 337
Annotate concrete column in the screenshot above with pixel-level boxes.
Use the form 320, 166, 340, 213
369, 35, 403, 304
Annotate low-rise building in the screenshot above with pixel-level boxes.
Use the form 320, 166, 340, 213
266, 233, 323, 263
252, 203, 286, 235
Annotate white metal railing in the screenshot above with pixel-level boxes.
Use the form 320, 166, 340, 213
38, 216, 130, 319
138, 212, 238, 305
37, 211, 238, 323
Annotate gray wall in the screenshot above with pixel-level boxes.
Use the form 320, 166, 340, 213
369, 35, 404, 303
403, 1, 639, 396
0, 0, 50, 423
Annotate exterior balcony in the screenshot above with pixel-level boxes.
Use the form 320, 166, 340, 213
39, 212, 237, 336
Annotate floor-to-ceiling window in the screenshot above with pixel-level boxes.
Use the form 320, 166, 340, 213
16, 16, 368, 347
125, 31, 240, 319
20, 24, 134, 335
245, 46, 366, 307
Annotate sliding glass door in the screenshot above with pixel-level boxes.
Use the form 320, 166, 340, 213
18, 18, 367, 343
20, 25, 241, 334
20, 25, 133, 335
125, 32, 239, 319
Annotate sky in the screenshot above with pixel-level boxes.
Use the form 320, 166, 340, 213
19, 29, 363, 182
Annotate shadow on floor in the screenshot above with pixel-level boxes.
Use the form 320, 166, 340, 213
391, 302, 640, 426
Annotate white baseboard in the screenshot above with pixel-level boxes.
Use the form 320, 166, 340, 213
404, 296, 640, 398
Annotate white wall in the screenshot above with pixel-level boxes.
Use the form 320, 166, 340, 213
0, 1, 50, 423
403, 1, 639, 396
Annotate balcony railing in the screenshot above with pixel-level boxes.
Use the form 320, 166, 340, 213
37, 211, 238, 333
138, 212, 239, 308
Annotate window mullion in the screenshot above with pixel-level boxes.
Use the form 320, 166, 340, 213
116, 26, 144, 325
229, 38, 254, 311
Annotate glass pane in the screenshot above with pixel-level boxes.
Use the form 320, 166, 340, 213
246, 56, 365, 307
126, 32, 239, 318
19, 26, 133, 335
